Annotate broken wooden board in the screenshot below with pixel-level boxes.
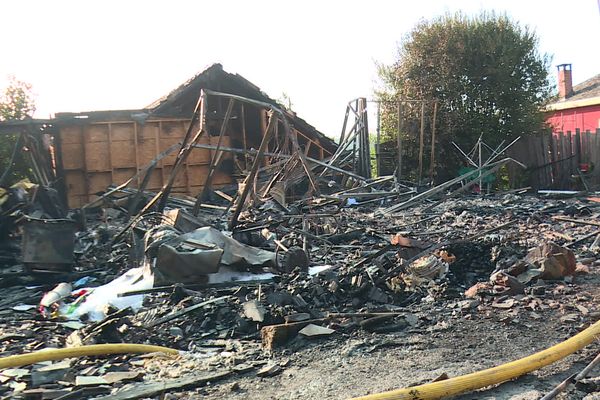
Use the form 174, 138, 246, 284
242, 300, 265, 322
92, 370, 231, 400
298, 324, 335, 337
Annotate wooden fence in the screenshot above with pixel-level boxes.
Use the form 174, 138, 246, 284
507, 128, 600, 190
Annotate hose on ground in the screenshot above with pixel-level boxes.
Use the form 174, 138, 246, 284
0, 343, 179, 369
352, 319, 600, 400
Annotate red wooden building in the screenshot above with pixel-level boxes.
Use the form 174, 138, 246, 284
546, 64, 600, 133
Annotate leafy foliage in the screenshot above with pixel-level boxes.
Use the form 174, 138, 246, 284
376, 12, 552, 181
0, 76, 36, 185
0, 76, 36, 121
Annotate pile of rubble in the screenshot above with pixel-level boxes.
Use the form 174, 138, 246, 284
1, 173, 600, 399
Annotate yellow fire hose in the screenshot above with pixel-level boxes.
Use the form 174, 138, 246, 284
352, 319, 600, 400
1, 321, 598, 399
0, 343, 179, 369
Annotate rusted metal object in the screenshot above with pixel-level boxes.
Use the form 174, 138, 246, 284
280, 247, 309, 273
22, 217, 76, 272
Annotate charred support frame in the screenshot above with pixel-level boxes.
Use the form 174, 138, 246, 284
325, 98, 371, 180
113, 93, 207, 241
193, 98, 235, 213
228, 111, 277, 230
117, 88, 343, 239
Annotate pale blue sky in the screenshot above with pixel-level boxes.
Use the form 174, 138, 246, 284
1, 0, 599, 137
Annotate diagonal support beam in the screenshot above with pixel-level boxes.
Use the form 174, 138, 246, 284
193, 98, 235, 214
229, 111, 278, 230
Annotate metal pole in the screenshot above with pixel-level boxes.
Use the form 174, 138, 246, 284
429, 101, 437, 183
396, 101, 403, 182
376, 102, 381, 177
478, 136, 483, 193
418, 101, 425, 184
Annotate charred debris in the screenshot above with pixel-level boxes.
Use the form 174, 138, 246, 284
0, 67, 599, 399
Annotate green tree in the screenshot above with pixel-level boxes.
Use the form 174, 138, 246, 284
0, 76, 36, 185
377, 12, 552, 181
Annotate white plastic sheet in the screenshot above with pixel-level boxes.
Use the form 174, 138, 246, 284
62, 266, 154, 321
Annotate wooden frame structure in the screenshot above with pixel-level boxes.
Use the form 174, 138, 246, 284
52, 64, 337, 208
372, 99, 438, 184
330, 98, 371, 180
110, 88, 356, 236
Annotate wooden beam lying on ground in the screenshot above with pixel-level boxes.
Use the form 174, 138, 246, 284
422, 161, 512, 212
93, 371, 231, 400
382, 158, 520, 214
552, 216, 600, 227
146, 296, 230, 328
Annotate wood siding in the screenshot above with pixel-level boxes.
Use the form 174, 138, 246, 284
59, 119, 232, 207
507, 128, 600, 190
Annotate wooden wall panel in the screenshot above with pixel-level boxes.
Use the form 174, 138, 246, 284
187, 165, 207, 187
213, 170, 232, 186
144, 169, 164, 191
163, 165, 189, 188
87, 124, 109, 143
138, 137, 159, 167
160, 120, 185, 138
170, 187, 192, 195
84, 141, 111, 171
111, 141, 136, 168
140, 122, 160, 139
69, 196, 87, 208
61, 143, 85, 170
59, 118, 247, 207
209, 136, 232, 161
187, 136, 211, 164
88, 172, 112, 194
110, 123, 134, 141
113, 168, 137, 186
188, 165, 232, 186
64, 171, 86, 195
189, 185, 205, 196
60, 125, 83, 144
110, 123, 136, 168
160, 136, 181, 166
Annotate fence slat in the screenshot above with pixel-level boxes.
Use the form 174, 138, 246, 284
506, 130, 600, 190
585, 130, 592, 163
549, 134, 560, 187
541, 133, 551, 188
557, 132, 565, 188
591, 130, 599, 188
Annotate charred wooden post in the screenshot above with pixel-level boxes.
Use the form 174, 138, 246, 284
429, 101, 438, 183
229, 111, 277, 230
155, 91, 206, 212
114, 92, 207, 241
357, 98, 371, 179
418, 100, 425, 183
376, 102, 381, 177
396, 100, 403, 182
193, 98, 235, 214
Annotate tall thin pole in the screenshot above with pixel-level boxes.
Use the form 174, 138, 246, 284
429, 101, 438, 183
396, 101, 403, 182
360, 98, 371, 179
418, 101, 425, 183
478, 136, 483, 193
376, 102, 381, 177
